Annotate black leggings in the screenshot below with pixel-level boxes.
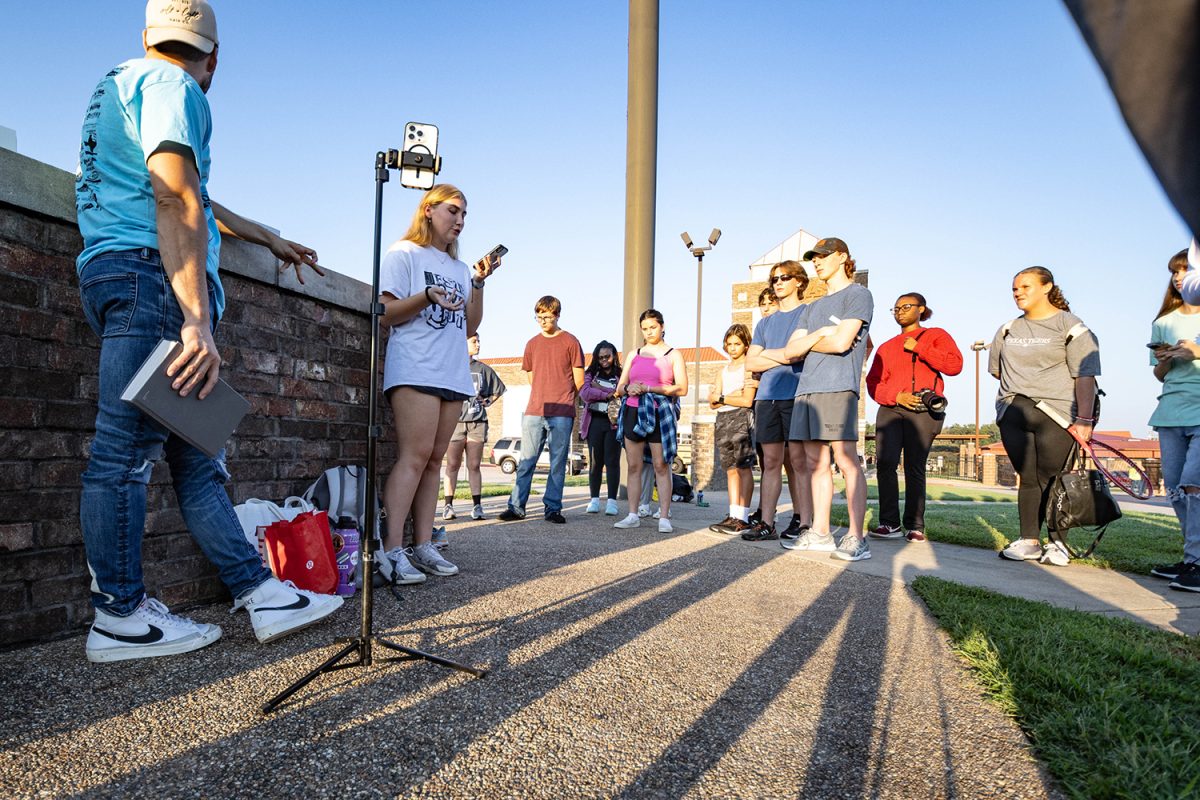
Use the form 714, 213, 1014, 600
587, 412, 621, 500
875, 405, 944, 531
997, 395, 1075, 539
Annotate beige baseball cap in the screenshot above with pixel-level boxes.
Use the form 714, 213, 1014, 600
145, 0, 219, 55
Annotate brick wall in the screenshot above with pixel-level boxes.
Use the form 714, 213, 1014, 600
0, 148, 394, 647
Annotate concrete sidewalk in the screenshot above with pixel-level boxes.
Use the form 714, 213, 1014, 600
0, 485, 1064, 799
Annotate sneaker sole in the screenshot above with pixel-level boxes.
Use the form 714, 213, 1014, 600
373, 572, 427, 587
254, 596, 344, 644
781, 541, 837, 552
1168, 580, 1200, 592
1151, 570, 1181, 580
999, 550, 1041, 561
832, 550, 872, 562
614, 522, 641, 529
86, 625, 223, 663
413, 561, 459, 577
867, 531, 905, 540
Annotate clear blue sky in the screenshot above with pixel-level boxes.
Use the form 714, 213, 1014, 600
1, 1, 1188, 434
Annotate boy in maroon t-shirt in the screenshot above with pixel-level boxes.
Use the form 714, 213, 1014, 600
500, 296, 585, 523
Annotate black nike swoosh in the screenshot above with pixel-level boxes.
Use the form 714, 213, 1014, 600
257, 596, 311, 613
93, 625, 165, 644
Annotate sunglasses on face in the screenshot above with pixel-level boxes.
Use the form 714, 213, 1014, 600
769, 275, 796, 285
892, 303, 919, 314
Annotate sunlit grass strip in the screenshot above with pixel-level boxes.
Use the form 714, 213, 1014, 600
829, 505, 1182, 576
913, 576, 1200, 800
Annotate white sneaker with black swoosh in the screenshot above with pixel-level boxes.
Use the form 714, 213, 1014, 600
86, 596, 222, 663
233, 577, 343, 644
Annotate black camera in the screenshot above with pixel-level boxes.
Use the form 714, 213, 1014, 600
916, 389, 948, 413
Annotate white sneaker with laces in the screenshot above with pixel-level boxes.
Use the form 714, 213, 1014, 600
586, 498, 601, 514
232, 577, 343, 644
442, 505, 456, 521
410, 542, 459, 576
1040, 541, 1071, 567
1000, 539, 1044, 561
614, 513, 641, 529
86, 596, 222, 663
658, 517, 673, 533
637, 504, 652, 518
471, 504, 485, 520
378, 546, 427, 585
605, 499, 620, 516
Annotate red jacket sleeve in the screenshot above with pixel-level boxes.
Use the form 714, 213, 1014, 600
912, 328, 963, 376
866, 337, 906, 406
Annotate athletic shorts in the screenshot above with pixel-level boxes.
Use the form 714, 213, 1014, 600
450, 420, 488, 444
790, 390, 858, 441
387, 384, 472, 403
754, 399, 793, 444
715, 408, 756, 469
622, 404, 662, 443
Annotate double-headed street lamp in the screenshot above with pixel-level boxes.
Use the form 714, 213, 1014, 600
681, 228, 720, 491
970, 340, 988, 478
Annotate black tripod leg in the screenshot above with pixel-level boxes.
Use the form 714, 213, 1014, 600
375, 636, 489, 678
262, 638, 364, 714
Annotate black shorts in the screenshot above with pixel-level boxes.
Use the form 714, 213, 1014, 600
387, 384, 472, 403
622, 404, 662, 443
754, 399, 793, 444
715, 408, 755, 469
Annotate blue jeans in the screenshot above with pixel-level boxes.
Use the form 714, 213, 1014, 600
78, 250, 270, 616
1157, 424, 1200, 563
508, 415, 573, 515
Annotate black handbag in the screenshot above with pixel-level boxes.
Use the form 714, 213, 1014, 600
1045, 443, 1122, 558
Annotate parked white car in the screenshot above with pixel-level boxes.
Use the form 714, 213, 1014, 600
489, 437, 586, 476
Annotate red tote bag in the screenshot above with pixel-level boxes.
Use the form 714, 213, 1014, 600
260, 510, 338, 594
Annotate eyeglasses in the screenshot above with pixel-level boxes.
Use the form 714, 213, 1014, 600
891, 303, 919, 314
535, 314, 557, 322
769, 275, 796, 285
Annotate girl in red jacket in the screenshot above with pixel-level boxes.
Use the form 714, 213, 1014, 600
865, 293, 962, 541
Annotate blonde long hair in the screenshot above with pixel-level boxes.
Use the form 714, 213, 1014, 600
402, 184, 466, 259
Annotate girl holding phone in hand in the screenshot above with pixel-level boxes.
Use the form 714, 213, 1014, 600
377, 184, 500, 586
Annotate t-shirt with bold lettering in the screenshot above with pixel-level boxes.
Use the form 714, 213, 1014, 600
988, 311, 1101, 424
381, 240, 474, 396
523, 331, 584, 418
76, 59, 225, 317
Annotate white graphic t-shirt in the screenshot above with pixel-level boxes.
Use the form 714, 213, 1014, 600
381, 240, 474, 395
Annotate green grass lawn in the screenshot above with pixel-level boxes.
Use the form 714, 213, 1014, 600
913, 576, 1200, 800
829, 504, 1181, 576
832, 477, 1015, 503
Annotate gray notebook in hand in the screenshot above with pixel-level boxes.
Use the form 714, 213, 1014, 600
120, 340, 251, 457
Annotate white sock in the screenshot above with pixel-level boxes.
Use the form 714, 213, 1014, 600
737, 506, 750, 522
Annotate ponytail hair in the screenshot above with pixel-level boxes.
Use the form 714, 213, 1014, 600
1016, 266, 1070, 312
900, 292, 933, 321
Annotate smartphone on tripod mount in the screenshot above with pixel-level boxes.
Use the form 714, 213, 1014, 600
400, 122, 439, 190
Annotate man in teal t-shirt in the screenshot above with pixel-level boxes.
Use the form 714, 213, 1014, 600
75, 1, 338, 665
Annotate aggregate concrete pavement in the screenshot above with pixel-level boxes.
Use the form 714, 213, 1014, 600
1, 486, 1062, 799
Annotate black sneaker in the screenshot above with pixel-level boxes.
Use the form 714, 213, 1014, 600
708, 516, 735, 533
780, 515, 807, 541
544, 511, 566, 524
1169, 562, 1200, 592
498, 508, 526, 521
748, 508, 762, 526
1151, 560, 1188, 580
740, 520, 778, 541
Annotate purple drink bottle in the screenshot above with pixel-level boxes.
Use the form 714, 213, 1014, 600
333, 516, 360, 597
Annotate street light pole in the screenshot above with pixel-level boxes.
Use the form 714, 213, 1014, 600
681, 229, 720, 495
971, 340, 988, 479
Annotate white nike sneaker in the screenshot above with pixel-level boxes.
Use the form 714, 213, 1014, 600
86, 596, 222, 663
232, 577, 343, 644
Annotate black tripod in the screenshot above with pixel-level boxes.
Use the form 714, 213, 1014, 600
263, 149, 488, 714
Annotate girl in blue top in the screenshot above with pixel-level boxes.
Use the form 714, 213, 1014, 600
1149, 248, 1200, 591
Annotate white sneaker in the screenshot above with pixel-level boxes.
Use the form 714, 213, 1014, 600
1000, 539, 1043, 561
410, 542, 459, 576
378, 546, 427, 585
614, 513, 641, 529
637, 504, 652, 518
658, 517, 673, 533
586, 498, 601, 514
232, 577, 343, 644
471, 504, 485, 520
442, 505, 457, 521
1040, 541, 1071, 567
605, 499, 620, 516
86, 596, 222, 663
